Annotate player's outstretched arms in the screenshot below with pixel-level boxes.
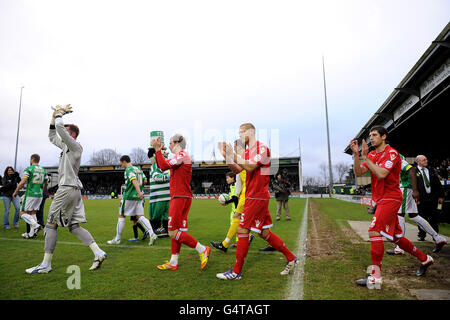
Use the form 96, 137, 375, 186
49, 107, 64, 149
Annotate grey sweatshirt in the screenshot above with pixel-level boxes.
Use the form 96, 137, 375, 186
49, 116, 83, 189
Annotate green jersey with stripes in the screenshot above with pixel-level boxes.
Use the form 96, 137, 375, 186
23, 165, 48, 198
149, 162, 170, 203
123, 165, 147, 201
399, 154, 413, 189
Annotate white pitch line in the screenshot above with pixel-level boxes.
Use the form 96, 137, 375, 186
285, 197, 309, 300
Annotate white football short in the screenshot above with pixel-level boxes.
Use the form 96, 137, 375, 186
47, 186, 87, 227
398, 187, 418, 214
21, 196, 42, 212
119, 199, 144, 216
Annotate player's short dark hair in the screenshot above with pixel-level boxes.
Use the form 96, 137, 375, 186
225, 171, 236, 180
120, 155, 131, 163
64, 124, 80, 138
369, 125, 388, 138
30, 154, 40, 163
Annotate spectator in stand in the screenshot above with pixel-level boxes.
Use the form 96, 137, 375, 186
1, 167, 22, 229
415, 155, 445, 241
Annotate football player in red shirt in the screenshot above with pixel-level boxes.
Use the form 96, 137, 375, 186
151, 134, 211, 271
350, 126, 433, 290
216, 123, 297, 280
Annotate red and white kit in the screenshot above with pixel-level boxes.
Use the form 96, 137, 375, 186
362, 145, 403, 240
240, 141, 273, 233
155, 149, 193, 231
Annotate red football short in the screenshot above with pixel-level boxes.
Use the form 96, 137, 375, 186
369, 200, 403, 241
240, 198, 273, 233
168, 197, 192, 231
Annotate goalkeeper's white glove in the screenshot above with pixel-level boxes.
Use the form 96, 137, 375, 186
52, 104, 73, 117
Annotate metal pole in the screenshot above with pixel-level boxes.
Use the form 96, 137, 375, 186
321, 55, 334, 198
14, 86, 24, 170
298, 138, 303, 192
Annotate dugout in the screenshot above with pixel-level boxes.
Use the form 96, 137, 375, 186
344, 22, 450, 219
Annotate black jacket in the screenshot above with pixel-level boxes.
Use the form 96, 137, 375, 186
415, 166, 444, 203
272, 178, 292, 201
1, 172, 21, 198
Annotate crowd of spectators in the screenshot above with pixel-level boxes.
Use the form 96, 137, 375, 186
427, 158, 450, 180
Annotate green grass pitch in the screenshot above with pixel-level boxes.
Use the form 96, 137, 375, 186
0, 198, 306, 300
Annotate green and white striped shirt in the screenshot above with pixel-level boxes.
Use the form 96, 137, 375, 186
149, 162, 170, 203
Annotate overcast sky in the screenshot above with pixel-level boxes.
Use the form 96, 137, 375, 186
1, 0, 449, 179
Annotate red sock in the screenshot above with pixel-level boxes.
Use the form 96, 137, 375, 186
233, 233, 249, 274
171, 238, 181, 255
264, 231, 295, 261
176, 231, 198, 249
395, 236, 427, 262
370, 235, 384, 269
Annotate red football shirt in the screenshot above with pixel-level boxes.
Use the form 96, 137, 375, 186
155, 149, 192, 198
362, 144, 402, 203
243, 141, 271, 200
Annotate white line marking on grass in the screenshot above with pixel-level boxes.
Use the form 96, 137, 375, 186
285, 197, 308, 300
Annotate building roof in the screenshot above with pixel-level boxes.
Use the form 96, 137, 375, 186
344, 22, 450, 157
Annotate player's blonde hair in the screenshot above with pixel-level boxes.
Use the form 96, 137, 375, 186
240, 123, 255, 131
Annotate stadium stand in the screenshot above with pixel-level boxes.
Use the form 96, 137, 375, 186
344, 22, 450, 221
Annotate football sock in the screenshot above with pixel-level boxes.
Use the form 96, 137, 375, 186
264, 231, 296, 261
137, 222, 146, 233
394, 236, 427, 262
43, 224, 58, 266
89, 242, 104, 257
21, 213, 38, 228
195, 242, 206, 254
175, 231, 198, 249
69, 225, 95, 247
138, 216, 155, 236
171, 238, 181, 255
398, 215, 406, 237
369, 235, 384, 270
222, 218, 240, 248
233, 233, 250, 274
410, 215, 438, 240
132, 224, 139, 238
170, 254, 179, 267
41, 253, 53, 268
115, 217, 125, 241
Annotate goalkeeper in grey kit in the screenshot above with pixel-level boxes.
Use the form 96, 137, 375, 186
26, 105, 107, 274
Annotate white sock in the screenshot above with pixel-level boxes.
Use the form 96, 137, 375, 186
21, 213, 37, 228
115, 217, 125, 241
195, 242, 206, 254
89, 242, 104, 256
138, 216, 154, 236
410, 215, 438, 239
41, 252, 53, 268
170, 254, 179, 266
398, 215, 406, 237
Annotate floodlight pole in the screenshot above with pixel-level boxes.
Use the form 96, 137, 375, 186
321, 55, 334, 198
298, 138, 303, 192
14, 86, 24, 171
